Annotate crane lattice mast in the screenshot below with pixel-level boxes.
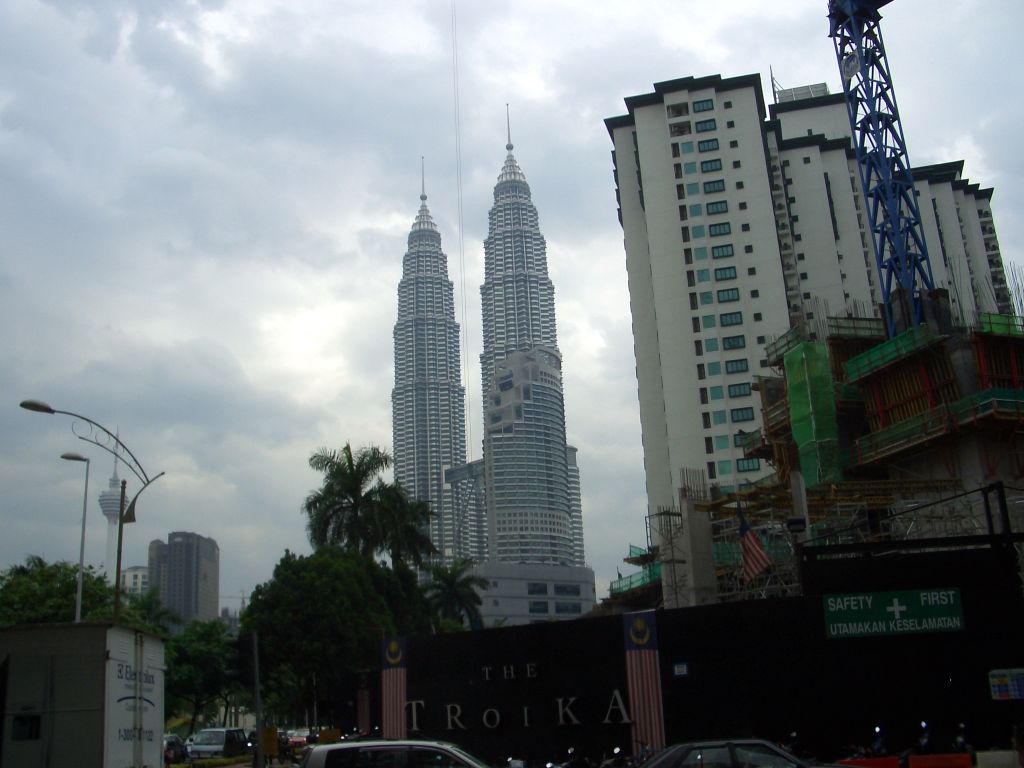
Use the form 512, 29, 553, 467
828, 0, 935, 336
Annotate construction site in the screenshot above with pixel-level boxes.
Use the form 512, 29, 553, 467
606, 0, 1024, 611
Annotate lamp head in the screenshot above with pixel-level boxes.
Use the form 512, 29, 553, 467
61, 452, 89, 463
20, 399, 56, 414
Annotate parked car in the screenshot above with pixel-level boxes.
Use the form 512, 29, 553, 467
187, 727, 251, 760
641, 739, 829, 768
299, 738, 491, 768
163, 733, 187, 764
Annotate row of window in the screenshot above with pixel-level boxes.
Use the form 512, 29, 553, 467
706, 457, 761, 480
697, 382, 752, 403
697, 358, 749, 378
526, 582, 582, 596
700, 407, 755, 427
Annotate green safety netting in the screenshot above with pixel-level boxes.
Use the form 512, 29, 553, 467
785, 342, 841, 489
843, 325, 937, 382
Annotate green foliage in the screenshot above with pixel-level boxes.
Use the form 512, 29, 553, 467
125, 586, 181, 635
243, 547, 398, 725
424, 558, 490, 631
0, 555, 114, 626
165, 620, 235, 734
302, 443, 436, 567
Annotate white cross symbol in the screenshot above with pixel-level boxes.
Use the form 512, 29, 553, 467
886, 598, 907, 620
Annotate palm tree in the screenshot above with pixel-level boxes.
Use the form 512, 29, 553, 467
304, 443, 393, 554
304, 443, 437, 570
424, 559, 490, 631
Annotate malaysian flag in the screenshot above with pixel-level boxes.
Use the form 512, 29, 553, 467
622, 611, 665, 753
738, 504, 772, 583
380, 637, 407, 738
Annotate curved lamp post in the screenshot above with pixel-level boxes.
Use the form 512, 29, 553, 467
21, 399, 165, 621
61, 451, 90, 623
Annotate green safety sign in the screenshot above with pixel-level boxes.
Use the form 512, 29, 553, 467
823, 588, 964, 638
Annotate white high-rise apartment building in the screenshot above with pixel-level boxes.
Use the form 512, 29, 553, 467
392, 187, 468, 563
606, 74, 1008, 522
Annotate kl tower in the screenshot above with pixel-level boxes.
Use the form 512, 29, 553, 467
98, 459, 124, 585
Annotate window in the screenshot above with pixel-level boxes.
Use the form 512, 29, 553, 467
527, 582, 548, 595
736, 180, 745, 189
751, 289, 760, 298
720, 311, 743, 326
674, 163, 682, 179
528, 601, 549, 614
731, 407, 755, 422
554, 583, 581, 596
702, 314, 716, 328
724, 100, 732, 108
707, 361, 721, 375
669, 121, 692, 137
681, 226, 690, 242
737, 457, 761, 472
729, 140, 738, 148
706, 201, 729, 215
717, 459, 733, 475
555, 602, 583, 615
753, 312, 762, 321
733, 160, 742, 168
692, 98, 714, 112
733, 433, 747, 447
698, 138, 720, 152
676, 184, 685, 200
700, 159, 723, 172
690, 203, 703, 217
667, 103, 689, 117
707, 461, 717, 479
799, 272, 808, 280
679, 205, 688, 221
703, 179, 726, 193
684, 248, 693, 264
728, 382, 751, 397
686, 270, 696, 287
741, 223, 750, 231
715, 435, 730, 450
712, 244, 734, 259
803, 156, 811, 164
738, 201, 747, 210
757, 335, 766, 344
680, 141, 694, 154
726, 120, 735, 128
717, 288, 740, 302
709, 223, 732, 237
713, 410, 727, 425
671, 143, 680, 158
702, 412, 711, 428
687, 182, 700, 195
725, 358, 748, 373
692, 316, 700, 332
689, 293, 698, 309
694, 246, 707, 260
744, 244, 754, 253
747, 266, 756, 275
695, 118, 717, 133
723, 335, 746, 349
12, 715, 41, 741
704, 338, 718, 352
700, 389, 709, 405
692, 225, 705, 238
694, 340, 703, 356
684, 161, 697, 174
697, 269, 710, 282
714, 266, 737, 280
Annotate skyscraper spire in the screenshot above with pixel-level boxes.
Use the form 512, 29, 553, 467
392, 176, 467, 563
506, 103, 512, 150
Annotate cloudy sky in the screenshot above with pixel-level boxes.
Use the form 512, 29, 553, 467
2, 0, 1021, 612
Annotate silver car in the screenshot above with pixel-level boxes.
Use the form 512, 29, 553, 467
300, 739, 491, 768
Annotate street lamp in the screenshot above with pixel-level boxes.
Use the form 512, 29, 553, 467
21, 399, 165, 621
61, 451, 90, 623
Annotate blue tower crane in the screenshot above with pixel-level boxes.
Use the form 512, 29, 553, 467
828, 0, 937, 337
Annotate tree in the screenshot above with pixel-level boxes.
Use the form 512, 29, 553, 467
303, 443, 437, 566
125, 587, 181, 635
243, 547, 431, 729
0, 555, 113, 626
165, 619, 235, 734
424, 559, 490, 631
303, 443, 393, 553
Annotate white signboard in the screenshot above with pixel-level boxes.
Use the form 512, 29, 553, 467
103, 627, 164, 768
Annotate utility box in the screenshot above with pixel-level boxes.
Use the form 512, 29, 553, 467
0, 623, 165, 768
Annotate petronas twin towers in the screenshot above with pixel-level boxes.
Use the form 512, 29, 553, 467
391, 139, 586, 571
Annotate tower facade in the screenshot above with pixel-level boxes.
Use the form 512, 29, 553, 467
391, 186, 467, 563
606, 73, 1008, 520
479, 140, 581, 566
148, 531, 219, 628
